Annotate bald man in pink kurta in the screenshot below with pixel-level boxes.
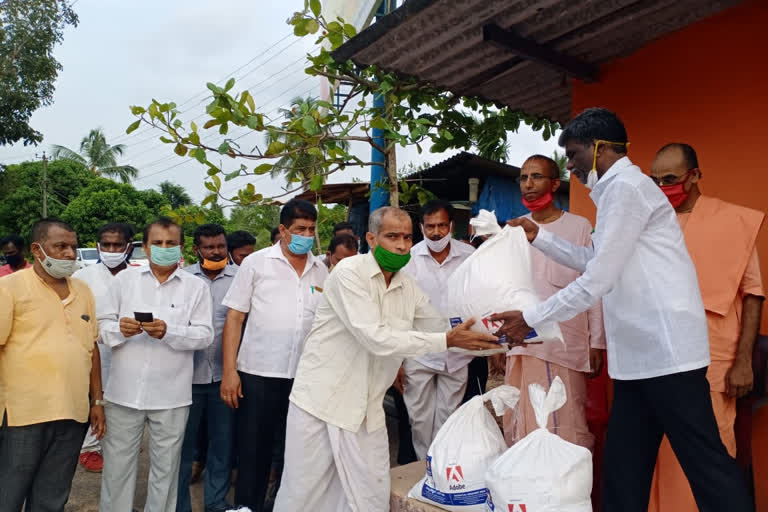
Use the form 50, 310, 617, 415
504, 211, 606, 450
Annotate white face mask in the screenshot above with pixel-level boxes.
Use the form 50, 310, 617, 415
421, 223, 452, 253
99, 244, 128, 269
35, 245, 78, 279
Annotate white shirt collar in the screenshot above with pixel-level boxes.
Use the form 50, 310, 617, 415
590, 156, 633, 201
139, 264, 185, 284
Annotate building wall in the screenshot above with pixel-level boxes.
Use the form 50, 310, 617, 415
570, 0, 768, 331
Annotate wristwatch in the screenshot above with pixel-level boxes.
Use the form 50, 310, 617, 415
91, 399, 106, 407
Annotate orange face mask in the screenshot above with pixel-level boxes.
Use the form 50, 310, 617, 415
200, 257, 228, 271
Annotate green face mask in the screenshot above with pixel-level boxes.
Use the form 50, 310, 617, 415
373, 245, 411, 272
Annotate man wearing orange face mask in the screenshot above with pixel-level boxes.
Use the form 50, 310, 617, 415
493, 155, 606, 450
178, 223, 238, 512
648, 143, 764, 512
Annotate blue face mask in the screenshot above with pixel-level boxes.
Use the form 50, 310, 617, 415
150, 245, 182, 266
288, 233, 314, 255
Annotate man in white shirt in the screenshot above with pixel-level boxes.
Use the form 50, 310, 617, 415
177, 224, 238, 512
220, 199, 329, 512
494, 108, 751, 512
273, 206, 500, 512
98, 217, 214, 512
401, 199, 475, 459
73, 222, 135, 473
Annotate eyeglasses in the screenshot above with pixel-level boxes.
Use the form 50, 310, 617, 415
650, 169, 695, 186
516, 173, 553, 184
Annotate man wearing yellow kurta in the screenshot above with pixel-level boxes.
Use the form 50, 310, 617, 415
648, 142, 765, 512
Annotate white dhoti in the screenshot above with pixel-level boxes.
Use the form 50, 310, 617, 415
402, 358, 468, 460
274, 403, 391, 512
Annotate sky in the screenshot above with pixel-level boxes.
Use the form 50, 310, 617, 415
0, 0, 561, 205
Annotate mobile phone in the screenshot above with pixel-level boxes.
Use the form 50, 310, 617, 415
134, 312, 154, 323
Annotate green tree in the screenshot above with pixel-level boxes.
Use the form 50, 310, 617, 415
316, 203, 347, 252
61, 178, 170, 245
553, 150, 569, 181
52, 128, 139, 183
227, 204, 280, 250
127, 1, 559, 209
0, 159, 93, 237
158, 180, 192, 209
266, 96, 348, 191
0, 0, 78, 146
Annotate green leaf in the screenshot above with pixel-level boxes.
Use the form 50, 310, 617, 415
294, 19, 309, 36
306, 19, 319, 34
211, 174, 221, 190
204, 181, 217, 193
246, 183, 255, 195
203, 119, 221, 129
189, 131, 200, 145
224, 77, 235, 91
218, 142, 231, 155
190, 121, 198, 133
207, 166, 219, 176
306, 147, 323, 157
174, 144, 188, 156
245, 92, 255, 112
201, 193, 217, 206
159, 136, 173, 144
328, 31, 343, 48
206, 82, 221, 93
328, 21, 341, 33
369, 117, 388, 130
219, 122, 229, 135
343, 23, 357, 38
310, 0, 321, 17
192, 148, 207, 164
302, 115, 317, 133
126, 120, 141, 134
310, 175, 323, 191
254, 163, 273, 175
266, 141, 286, 156
246, 115, 264, 131
173, 119, 182, 129
130, 106, 146, 115
225, 170, 241, 181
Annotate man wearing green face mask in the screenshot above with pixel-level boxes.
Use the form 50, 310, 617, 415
274, 206, 501, 512
98, 217, 214, 512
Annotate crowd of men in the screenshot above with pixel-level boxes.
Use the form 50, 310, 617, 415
0, 107, 763, 512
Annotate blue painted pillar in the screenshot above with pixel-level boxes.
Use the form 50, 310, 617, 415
369, 0, 396, 213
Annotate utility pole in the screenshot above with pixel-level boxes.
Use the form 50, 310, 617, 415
38, 152, 48, 217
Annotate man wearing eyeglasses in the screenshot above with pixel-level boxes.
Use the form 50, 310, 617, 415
491, 155, 606, 450
647, 142, 764, 512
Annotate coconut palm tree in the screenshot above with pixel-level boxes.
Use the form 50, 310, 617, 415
158, 180, 192, 209
553, 150, 569, 181
51, 128, 139, 183
265, 96, 347, 191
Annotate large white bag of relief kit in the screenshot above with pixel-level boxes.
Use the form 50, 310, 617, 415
445, 209, 563, 352
485, 377, 593, 512
408, 385, 520, 511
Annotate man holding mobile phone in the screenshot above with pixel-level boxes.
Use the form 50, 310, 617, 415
97, 217, 214, 512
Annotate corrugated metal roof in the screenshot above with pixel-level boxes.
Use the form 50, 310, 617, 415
333, 0, 743, 122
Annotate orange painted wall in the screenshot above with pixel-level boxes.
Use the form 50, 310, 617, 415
569, 0, 768, 332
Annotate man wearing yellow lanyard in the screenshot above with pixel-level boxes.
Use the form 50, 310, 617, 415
493, 108, 752, 511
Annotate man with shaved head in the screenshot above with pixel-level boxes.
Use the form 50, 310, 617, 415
648, 143, 764, 512
274, 206, 501, 512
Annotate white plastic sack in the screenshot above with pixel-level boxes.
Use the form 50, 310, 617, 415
485, 377, 593, 512
446, 209, 563, 350
408, 385, 520, 511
